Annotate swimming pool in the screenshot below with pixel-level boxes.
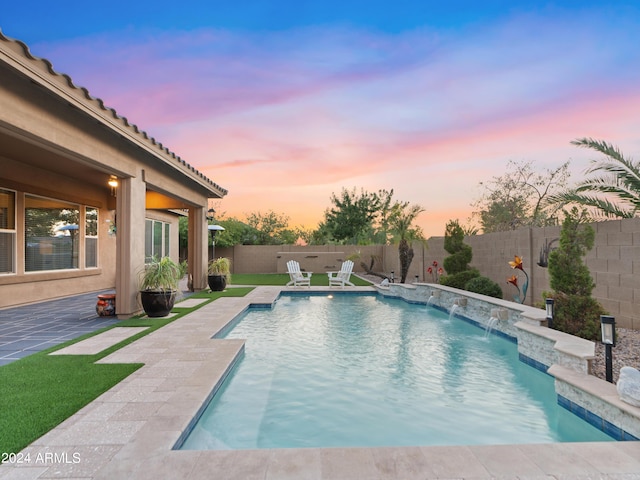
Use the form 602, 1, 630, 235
181, 293, 613, 450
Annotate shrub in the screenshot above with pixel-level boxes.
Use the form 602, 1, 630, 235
440, 268, 480, 289
545, 207, 605, 340
441, 219, 479, 288
208, 257, 232, 283
465, 276, 503, 299
545, 292, 604, 340
548, 208, 595, 296
442, 220, 473, 275
139, 256, 181, 292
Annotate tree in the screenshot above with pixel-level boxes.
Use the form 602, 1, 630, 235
547, 207, 595, 296
388, 202, 425, 283
372, 189, 395, 244
245, 210, 292, 245
214, 218, 258, 247
473, 160, 570, 233
545, 207, 605, 340
179, 216, 189, 252
551, 138, 640, 218
321, 188, 382, 244
440, 219, 479, 289
293, 226, 317, 245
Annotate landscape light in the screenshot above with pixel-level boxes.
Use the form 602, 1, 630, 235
545, 298, 554, 329
600, 315, 616, 383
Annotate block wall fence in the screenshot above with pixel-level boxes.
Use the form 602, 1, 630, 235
214, 217, 640, 329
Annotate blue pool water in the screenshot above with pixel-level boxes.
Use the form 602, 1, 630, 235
181, 294, 613, 450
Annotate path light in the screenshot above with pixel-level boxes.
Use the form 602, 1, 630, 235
415, 275, 419, 284
390, 271, 395, 283
545, 298, 554, 329
601, 315, 616, 383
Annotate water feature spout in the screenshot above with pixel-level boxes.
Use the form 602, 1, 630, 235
445, 297, 467, 321
427, 289, 441, 306
453, 297, 467, 307
485, 308, 509, 336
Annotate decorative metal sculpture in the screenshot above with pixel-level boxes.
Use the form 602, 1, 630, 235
507, 255, 529, 304
427, 261, 443, 283
537, 238, 558, 268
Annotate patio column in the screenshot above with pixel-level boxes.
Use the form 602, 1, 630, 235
115, 174, 146, 317
188, 206, 208, 291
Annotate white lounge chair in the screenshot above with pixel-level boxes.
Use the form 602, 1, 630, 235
286, 260, 312, 287
328, 260, 355, 288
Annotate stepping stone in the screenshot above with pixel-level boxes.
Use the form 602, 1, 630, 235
50, 327, 148, 355
173, 299, 208, 309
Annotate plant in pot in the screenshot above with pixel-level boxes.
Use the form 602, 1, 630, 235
208, 257, 231, 291
139, 256, 181, 317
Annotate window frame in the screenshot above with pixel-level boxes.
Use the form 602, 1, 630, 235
85, 206, 99, 269
24, 193, 81, 273
145, 218, 171, 263
0, 188, 17, 275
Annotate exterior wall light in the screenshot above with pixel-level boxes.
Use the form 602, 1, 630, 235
600, 315, 616, 383
108, 175, 118, 197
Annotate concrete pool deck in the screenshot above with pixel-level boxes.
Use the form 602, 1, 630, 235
2, 286, 640, 479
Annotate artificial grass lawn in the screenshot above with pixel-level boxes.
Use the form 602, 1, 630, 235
230, 272, 373, 287
0, 287, 253, 457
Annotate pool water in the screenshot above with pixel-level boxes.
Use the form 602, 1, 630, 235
181, 294, 613, 450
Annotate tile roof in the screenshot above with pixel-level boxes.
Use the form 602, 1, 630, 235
0, 29, 227, 198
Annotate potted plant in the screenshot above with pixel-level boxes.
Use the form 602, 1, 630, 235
139, 256, 181, 317
208, 257, 231, 291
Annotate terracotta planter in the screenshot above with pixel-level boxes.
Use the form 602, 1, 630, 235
140, 290, 176, 317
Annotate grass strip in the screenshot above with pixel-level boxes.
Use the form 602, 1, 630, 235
0, 287, 253, 456
230, 273, 373, 287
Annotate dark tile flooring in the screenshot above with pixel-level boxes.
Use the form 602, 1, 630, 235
0, 291, 120, 366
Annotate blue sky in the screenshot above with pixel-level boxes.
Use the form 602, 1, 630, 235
6, 1, 637, 40
3, 1, 640, 236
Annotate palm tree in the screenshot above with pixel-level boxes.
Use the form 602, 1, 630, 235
389, 202, 425, 283
553, 138, 640, 218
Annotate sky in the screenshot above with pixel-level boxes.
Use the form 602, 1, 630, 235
2, 1, 640, 238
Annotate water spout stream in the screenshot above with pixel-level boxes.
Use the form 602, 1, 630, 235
485, 317, 498, 337
448, 304, 459, 321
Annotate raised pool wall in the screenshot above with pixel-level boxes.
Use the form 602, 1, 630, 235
374, 282, 640, 440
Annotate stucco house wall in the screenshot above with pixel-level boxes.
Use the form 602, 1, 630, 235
0, 31, 226, 315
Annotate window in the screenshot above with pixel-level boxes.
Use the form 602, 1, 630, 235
25, 195, 79, 272
0, 189, 16, 274
85, 207, 98, 268
145, 219, 170, 262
